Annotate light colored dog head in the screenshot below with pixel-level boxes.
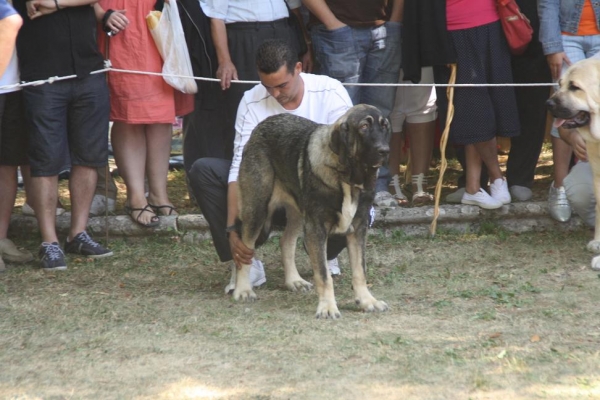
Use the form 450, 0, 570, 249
547, 58, 600, 142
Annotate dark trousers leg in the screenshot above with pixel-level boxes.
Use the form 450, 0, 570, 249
505, 85, 549, 187
187, 158, 232, 262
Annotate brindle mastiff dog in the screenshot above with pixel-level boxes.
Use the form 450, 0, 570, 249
233, 104, 390, 319
547, 58, 600, 270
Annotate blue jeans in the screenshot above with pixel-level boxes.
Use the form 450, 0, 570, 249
551, 33, 600, 137
311, 21, 402, 192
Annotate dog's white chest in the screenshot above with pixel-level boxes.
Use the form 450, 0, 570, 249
333, 183, 358, 234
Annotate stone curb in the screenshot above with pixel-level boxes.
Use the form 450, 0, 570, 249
8, 201, 588, 243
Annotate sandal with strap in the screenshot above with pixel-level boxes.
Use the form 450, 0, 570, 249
125, 204, 160, 227
389, 174, 409, 205
149, 203, 178, 216
411, 173, 434, 206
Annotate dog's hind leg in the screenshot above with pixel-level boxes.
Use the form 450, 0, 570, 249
305, 219, 340, 319
281, 207, 313, 292
347, 228, 389, 313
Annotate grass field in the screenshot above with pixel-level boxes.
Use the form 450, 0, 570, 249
1, 225, 600, 399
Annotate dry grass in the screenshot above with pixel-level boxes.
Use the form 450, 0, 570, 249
1, 226, 600, 399
5, 140, 596, 399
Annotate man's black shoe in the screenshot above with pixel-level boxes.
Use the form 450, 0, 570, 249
39, 242, 67, 271
64, 232, 113, 258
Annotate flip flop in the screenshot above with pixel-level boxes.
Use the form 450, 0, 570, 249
125, 204, 160, 227
149, 204, 178, 216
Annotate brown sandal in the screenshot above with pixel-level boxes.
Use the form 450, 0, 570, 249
125, 204, 160, 227
149, 204, 178, 216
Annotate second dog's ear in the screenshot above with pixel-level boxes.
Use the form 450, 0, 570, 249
329, 122, 348, 155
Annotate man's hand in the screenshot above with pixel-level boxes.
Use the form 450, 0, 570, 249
301, 47, 314, 73
216, 60, 238, 90
569, 131, 588, 162
27, 0, 57, 19
105, 9, 129, 35
228, 231, 254, 268
559, 128, 588, 161
547, 52, 571, 81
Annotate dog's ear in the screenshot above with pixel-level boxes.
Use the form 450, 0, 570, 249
329, 121, 349, 155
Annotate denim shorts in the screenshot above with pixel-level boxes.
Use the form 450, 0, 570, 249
0, 90, 29, 166
22, 73, 110, 177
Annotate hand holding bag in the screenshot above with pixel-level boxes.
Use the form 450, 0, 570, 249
146, 0, 198, 94
496, 0, 533, 55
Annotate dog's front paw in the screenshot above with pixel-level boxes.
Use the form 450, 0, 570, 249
356, 297, 389, 313
592, 255, 600, 271
285, 278, 313, 292
233, 288, 258, 302
587, 240, 600, 253
315, 301, 341, 319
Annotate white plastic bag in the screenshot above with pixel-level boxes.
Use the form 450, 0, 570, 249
147, 0, 197, 94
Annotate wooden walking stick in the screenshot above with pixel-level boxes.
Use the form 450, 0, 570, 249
430, 64, 457, 237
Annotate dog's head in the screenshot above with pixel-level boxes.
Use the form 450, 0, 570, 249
547, 58, 600, 141
329, 104, 391, 188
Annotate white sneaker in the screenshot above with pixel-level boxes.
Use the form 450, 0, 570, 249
509, 185, 532, 202
374, 191, 398, 207
250, 258, 266, 287
461, 189, 503, 209
490, 178, 511, 205
446, 188, 465, 203
328, 258, 341, 275
224, 258, 267, 294
89, 194, 116, 216
22, 202, 66, 216
548, 183, 571, 222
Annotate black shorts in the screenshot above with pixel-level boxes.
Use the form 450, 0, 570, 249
22, 73, 110, 177
0, 90, 29, 166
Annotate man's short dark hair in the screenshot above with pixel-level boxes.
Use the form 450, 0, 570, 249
256, 39, 298, 75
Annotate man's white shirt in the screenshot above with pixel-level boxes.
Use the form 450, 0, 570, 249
200, 0, 301, 24
228, 73, 353, 183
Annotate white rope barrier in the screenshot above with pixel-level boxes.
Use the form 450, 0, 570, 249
0, 63, 557, 92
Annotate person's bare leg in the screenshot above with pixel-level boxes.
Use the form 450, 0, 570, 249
145, 123, 177, 215
387, 130, 407, 203
552, 132, 573, 187
474, 137, 503, 182
29, 175, 59, 243
0, 165, 17, 239
407, 121, 435, 203
388, 131, 404, 179
111, 122, 156, 225
407, 121, 435, 179
465, 144, 483, 195
68, 165, 96, 240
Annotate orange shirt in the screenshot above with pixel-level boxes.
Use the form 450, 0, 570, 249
564, 0, 600, 36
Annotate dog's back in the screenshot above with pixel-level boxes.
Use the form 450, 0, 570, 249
240, 114, 324, 205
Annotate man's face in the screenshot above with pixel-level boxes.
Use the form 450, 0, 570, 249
259, 62, 303, 108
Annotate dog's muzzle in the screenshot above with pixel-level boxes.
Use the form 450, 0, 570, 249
546, 98, 591, 129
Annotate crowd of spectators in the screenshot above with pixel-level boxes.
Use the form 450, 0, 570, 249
0, 0, 597, 276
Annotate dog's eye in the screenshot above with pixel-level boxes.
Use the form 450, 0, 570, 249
569, 82, 581, 91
